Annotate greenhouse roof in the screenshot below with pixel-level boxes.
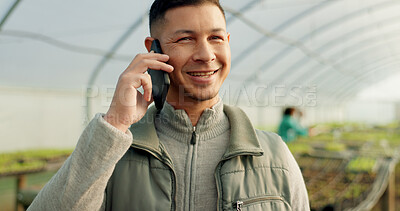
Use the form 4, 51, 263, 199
1, 0, 400, 106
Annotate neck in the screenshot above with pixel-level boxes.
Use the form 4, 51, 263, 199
166, 96, 220, 126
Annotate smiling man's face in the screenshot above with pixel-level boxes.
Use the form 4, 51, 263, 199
155, 3, 231, 105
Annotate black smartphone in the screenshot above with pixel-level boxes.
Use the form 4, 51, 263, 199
148, 39, 170, 111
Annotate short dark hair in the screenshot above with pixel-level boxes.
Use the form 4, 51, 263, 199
284, 107, 295, 116
149, 0, 225, 36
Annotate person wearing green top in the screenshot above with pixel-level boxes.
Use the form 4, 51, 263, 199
278, 107, 309, 143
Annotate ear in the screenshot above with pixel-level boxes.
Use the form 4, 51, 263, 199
227, 32, 230, 42
144, 37, 155, 52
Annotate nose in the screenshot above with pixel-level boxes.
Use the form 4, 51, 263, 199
192, 40, 216, 63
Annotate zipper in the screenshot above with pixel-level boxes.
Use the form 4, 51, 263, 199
215, 162, 223, 211
233, 196, 285, 210
190, 126, 196, 145
235, 201, 243, 211
188, 125, 197, 210
215, 152, 264, 211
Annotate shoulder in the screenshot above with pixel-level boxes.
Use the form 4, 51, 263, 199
255, 130, 293, 166
222, 104, 293, 163
222, 104, 288, 153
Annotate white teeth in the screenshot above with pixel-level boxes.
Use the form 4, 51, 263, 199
187, 71, 216, 77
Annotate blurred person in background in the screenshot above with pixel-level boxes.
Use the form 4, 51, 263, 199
28, 0, 309, 210
278, 107, 309, 143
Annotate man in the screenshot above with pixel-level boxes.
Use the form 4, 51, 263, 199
28, 0, 309, 210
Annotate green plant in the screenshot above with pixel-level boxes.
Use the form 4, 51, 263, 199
325, 142, 346, 152
287, 142, 312, 154
346, 157, 376, 173
0, 149, 72, 175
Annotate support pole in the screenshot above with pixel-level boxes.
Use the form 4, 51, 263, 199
380, 169, 395, 211
15, 175, 26, 211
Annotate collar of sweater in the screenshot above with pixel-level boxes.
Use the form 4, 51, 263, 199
154, 99, 230, 143
129, 104, 264, 160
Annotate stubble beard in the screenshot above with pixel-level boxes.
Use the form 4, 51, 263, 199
185, 87, 218, 102
176, 84, 219, 103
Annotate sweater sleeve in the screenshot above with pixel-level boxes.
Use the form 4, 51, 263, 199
27, 113, 133, 211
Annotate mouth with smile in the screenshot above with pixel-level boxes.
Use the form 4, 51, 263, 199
186, 70, 219, 78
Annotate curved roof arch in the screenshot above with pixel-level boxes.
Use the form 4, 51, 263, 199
290, 28, 400, 89
233, 0, 400, 84
287, 16, 400, 85
0, 0, 399, 114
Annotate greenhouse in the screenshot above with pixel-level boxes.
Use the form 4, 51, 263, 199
1, 0, 399, 210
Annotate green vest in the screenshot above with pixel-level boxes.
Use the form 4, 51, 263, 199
105, 105, 293, 211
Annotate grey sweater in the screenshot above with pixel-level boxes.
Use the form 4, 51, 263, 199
155, 100, 230, 211
28, 101, 308, 210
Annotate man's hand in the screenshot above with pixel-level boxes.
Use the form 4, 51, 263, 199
104, 52, 173, 132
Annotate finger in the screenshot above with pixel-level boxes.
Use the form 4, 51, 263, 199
127, 53, 170, 70
148, 51, 170, 62
136, 91, 153, 111
140, 59, 174, 73
141, 73, 153, 102
124, 59, 173, 77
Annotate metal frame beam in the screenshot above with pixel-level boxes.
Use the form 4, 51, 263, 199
85, 12, 147, 121
289, 28, 400, 90
227, 1, 332, 70
273, 15, 400, 86
252, 32, 400, 103
330, 59, 400, 101
235, 0, 399, 88
0, 0, 21, 31
310, 32, 400, 93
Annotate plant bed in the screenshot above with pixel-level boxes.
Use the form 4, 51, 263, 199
298, 154, 377, 210
0, 149, 72, 177
292, 122, 400, 210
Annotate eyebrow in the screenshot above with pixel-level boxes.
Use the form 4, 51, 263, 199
173, 30, 194, 35
173, 28, 226, 35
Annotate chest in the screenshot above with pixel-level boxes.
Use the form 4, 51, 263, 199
105, 148, 292, 211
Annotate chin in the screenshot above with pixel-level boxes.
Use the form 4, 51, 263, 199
186, 89, 219, 102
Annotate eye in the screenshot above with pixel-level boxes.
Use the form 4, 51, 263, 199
210, 36, 224, 41
176, 37, 192, 42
